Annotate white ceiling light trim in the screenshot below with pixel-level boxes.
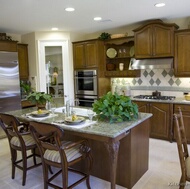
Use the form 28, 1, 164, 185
154, 3, 166, 7
94, 17, 102, 21
65, 7, 75, 12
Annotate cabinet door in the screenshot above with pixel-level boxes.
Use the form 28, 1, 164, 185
85, 41, 98, 68
134, 20, 177, 59
133, 101, 149, 112
134, 26, 153, 58
174, 30, 190, 77
17, 44, 29, 80
73, 43, 85, 69
149, 102, 172, 140
153, 25, 174, 57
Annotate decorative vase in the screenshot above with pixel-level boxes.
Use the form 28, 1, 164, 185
36, 103, 46, 110
106, 63, 116, 71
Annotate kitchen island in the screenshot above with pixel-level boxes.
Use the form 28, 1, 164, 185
6, 107, 152, 189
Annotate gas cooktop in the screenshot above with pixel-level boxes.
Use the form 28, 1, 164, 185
133, 95, 176, 101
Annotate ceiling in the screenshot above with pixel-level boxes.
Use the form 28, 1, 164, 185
1, 0, 190, 35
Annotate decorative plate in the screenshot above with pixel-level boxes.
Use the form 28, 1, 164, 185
30, 110, 50, 118
106, 48, 117, 58
64, 116, 85, 125
130, 46, 135, 57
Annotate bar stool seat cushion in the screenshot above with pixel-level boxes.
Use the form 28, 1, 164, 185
10, 135, 36, 147
44, 141, 82, 163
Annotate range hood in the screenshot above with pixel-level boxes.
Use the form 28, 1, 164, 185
129, 58, 173, 70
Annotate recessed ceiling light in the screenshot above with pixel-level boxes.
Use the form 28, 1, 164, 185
94, 17, 102, 21
51, 28, 58, 31
154, 3, 166, 7
65, 7, 75, 12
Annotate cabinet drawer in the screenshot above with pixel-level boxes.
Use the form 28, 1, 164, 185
174, 104, 190, 112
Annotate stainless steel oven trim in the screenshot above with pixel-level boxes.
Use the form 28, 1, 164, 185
74, 70, 97, 76
74, 70, 98, 96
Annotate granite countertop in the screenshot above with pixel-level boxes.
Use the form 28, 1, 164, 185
6, 107, 152, 139
131, 97, 190, 104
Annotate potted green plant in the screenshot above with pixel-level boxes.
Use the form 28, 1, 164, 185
26, 91, 53, 109
98, 32, 111, 40
92, 92, 138, 123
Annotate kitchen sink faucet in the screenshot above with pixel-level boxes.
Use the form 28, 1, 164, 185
65, 99, 79, 117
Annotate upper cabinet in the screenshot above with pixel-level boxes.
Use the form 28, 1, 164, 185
174, 29, 190, 77
0, 41, 17, 52
104, 36, 140, 77
133, 20, 179, 59
17, 44, 29, 80
73, 39, 103, 69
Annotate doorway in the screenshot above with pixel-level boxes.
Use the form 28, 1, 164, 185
37, 40, 74, 106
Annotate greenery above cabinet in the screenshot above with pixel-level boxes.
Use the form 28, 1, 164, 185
104, 36, 140, 77
133, 19, 179, 59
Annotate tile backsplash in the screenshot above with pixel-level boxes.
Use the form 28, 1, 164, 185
111, 69, 190, 97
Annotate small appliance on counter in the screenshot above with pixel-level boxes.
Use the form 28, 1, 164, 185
111, 81, 131, 96
133, 94, 176, 101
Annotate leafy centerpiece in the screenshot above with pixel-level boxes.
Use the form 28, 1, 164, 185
92, 92, 138, 123
27, 91, 53, 109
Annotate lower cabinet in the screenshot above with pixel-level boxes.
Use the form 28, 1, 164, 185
134, 101, 173, 141
173, 104, 190, 143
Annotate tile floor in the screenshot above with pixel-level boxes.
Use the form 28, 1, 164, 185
0, 137, 189, 189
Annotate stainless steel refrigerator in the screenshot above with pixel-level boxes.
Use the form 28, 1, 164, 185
0, 51, 21, 138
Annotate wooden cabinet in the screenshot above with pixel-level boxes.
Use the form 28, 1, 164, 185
73, 39, 110, 97
0, 41, 17, 52
173, 104, 190, 143
134, 20, 178, 59
134, 100, 173, 141
73, 39, 102, 69
17, 44, 29, 80
104, 36, 140, 77
174, 29, 190, 77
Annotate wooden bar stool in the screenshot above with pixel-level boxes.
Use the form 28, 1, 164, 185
173, 107, 190, 189
0, 113, 41, 186
29, 121, 93, 189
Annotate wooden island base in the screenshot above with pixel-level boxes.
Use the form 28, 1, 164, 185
66, 119, 150, 189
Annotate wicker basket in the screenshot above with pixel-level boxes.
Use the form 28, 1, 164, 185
111, 33, 128, 39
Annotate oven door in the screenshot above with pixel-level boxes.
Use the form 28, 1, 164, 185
76, 95, 97, 107
74, 70, 97, 96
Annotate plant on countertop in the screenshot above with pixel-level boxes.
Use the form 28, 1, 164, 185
92, 92, 138, 123
98, 32, 111, 40
20, 81, 33, 95
26, 91, 53, 105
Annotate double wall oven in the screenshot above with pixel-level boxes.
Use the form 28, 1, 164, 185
74, 70, 98, 107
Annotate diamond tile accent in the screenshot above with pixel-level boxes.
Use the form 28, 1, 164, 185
168, 78, 174, 86
132, 79, 136, 85
175, 78, 181, 86
162, 70, 167, 77
138, 78, 143, 85
143, 70, 148, 77
112, 68, 190, 89
155, 78, 161, 86
149, 70, 155, 77
149, 78, 154, 86
168, 69, 174, 77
